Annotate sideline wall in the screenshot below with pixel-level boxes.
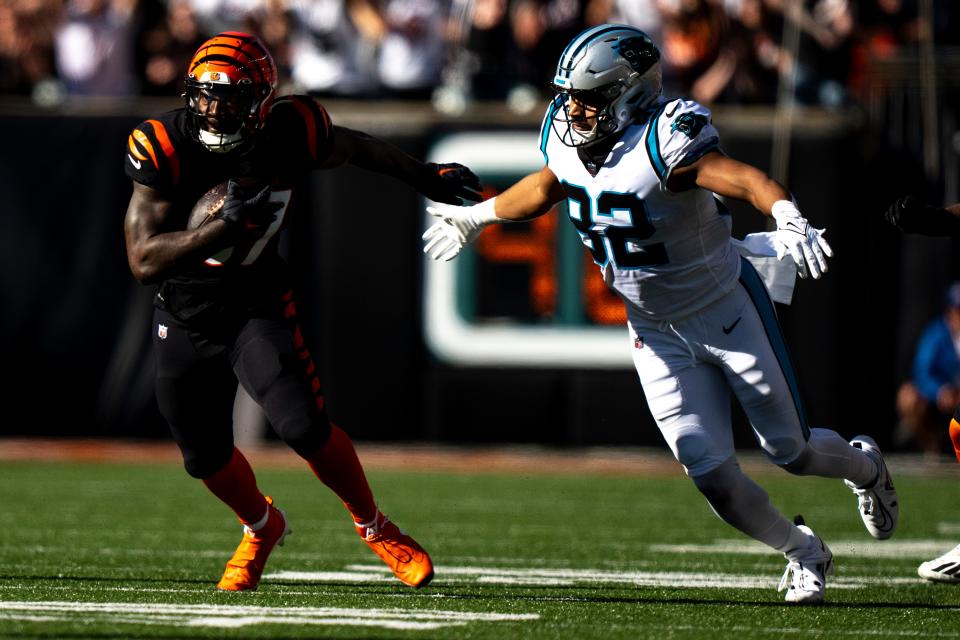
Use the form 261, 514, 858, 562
0, 106, 941, 450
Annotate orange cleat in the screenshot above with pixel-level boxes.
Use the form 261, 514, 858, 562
216, 496, 291, 591
356, 511, 434, 588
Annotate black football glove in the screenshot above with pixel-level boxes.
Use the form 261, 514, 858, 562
885, 195, 958, 237
218, 179, 283, 233
421, 162, 484, 206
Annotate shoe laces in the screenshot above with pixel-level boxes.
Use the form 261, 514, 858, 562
778, 559, 824, 594
357, 512, 389, 541
778, 560, 800, 593
779, 523, 829, 594
855, 491, 875, 515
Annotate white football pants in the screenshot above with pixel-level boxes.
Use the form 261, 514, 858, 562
627, 260, 837, 478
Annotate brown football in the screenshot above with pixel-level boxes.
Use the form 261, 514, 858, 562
186, 178, 265, 230
186, 181, 229, 230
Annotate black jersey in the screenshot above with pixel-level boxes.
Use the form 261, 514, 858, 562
125, 95, 335, 320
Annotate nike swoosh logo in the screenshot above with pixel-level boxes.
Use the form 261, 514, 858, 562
665, 102, 679, 117
865, 471, 897, 535
873, 500, 894, 532
127, 154, 141, 170
722, 317, 741, 334
783, 220, 805, 234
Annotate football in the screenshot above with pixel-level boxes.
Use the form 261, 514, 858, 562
187, 177, 270, 230
186, 180, 230, 230
186, 180, 236, 265
187, 178, 276, 267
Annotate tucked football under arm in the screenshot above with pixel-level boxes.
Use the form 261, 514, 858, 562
124, 181, 233, 284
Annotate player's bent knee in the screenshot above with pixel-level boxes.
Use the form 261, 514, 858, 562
674, 431, 708, 467
691, 457, 767, 509
275, 410, 332, 459
763, 434, 807, 468
775, 445, 814, 474
671, 430, 728, 477
182, 445, 234, 479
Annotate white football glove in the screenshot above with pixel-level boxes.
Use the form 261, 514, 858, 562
770, 200, 833, 279
422, 198, 501, 262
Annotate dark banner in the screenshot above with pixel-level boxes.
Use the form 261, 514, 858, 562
0, 110, 952, 450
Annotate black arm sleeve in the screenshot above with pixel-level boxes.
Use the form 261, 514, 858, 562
885, 195, 960, 237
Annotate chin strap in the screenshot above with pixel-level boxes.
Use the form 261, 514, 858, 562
198, 127, 245, 153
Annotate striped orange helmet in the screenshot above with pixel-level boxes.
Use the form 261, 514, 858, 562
184, 31, 278, 152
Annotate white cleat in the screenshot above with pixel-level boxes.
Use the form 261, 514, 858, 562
918, 544, 960, 584
844, 435, 898, 540
779, 518, 833, 605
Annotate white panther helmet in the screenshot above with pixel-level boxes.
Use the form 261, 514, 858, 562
551, 24, 662, 147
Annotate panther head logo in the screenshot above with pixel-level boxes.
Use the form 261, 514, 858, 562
615, 36, 660, 74
670, 113, 710, 139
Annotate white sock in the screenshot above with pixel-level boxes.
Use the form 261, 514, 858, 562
785, 428, 878, 487
692, 458, 804, 553
245, 504, 270, 532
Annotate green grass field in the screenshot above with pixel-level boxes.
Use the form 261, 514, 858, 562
1, 453, 959, 639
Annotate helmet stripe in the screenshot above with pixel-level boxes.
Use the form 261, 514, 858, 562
198, 43, 265, 64
557, 25, 612, 74
558, 25, 627, 78
226, 33, 271, 62
190, 52, 267, 83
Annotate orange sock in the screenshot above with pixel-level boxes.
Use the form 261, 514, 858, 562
202, 447, 268, 525
950, 419, 960, 465
304, 425, 377, 524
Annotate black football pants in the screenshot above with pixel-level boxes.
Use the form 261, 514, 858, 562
151, 304, 331, 478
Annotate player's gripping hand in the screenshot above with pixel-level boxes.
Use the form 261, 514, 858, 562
885, 195, 957, 236
218, 179, 283, 233
422, 198, 500, 261
420, 163, 484, 206
771, 200, 833, 279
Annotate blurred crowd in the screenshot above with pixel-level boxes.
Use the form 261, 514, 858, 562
1, 0, 958, 111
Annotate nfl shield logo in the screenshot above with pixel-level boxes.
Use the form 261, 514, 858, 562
158, 324, 168, 340
634, 336, 643, 349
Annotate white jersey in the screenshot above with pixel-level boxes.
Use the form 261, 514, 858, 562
540, 96, 741, 320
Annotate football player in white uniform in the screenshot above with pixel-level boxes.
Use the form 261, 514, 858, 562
423, 24, 899, 604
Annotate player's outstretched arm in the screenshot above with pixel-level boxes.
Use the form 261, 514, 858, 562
321, 125, 483, 206
422, 166, 565, 262
885, 195, 960, 237
670, 151, 832, 279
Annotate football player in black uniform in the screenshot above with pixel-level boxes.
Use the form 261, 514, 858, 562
123, 32, 482, 591
886, 195, 960, 583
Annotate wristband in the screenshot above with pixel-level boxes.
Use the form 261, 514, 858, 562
771, 199, 801, 223
472, 197, 501, 225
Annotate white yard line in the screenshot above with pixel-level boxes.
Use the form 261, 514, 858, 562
15, 538, 956, 562
663, 625, 960, 638
268, 564, 924, 590
649, 539, 956, 558
0, 601, 538, 631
